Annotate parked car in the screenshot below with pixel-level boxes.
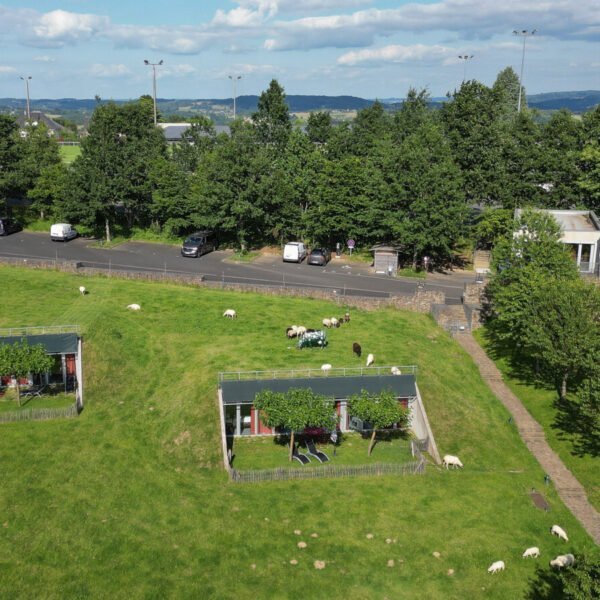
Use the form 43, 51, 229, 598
50, 223, 78, 241
181, 231, 216, 257
0, 217, 21, 236
283, 242, 307, 263
307, 248, 331, 266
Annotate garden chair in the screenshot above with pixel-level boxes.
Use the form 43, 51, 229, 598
305, 438, 329, 463
292, 444, 311, 465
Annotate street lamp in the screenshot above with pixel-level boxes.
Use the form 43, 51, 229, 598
20, 76, 32, 121
513, 29, 536, 113
228, 74, 242, 119
457, 55, 474, 82
144, 59, 163, 125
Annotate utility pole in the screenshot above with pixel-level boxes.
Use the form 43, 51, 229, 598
144, 59, 163, 125
513, 29, 536, 113
457, 55, 474, 82
228, 74, 242, 119
20, 76, 32, 121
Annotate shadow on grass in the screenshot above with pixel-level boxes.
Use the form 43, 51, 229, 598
524, 565, 564, 600
553, 396, 599, 458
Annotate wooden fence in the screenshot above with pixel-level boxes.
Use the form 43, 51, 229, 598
0, 402, 79, 423
230, 455, 425, 483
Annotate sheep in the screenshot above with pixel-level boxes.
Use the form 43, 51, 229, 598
366, 353, 374, 367
322, 318, 332, 328
330, 317, 340, 328
550, 525, 568, 542
296, 326, 307, 336
487, 560, 505, 574
321, 364, 332, 375
352, 342, 362, 358
390, 366, 402, 375
343, 312, 350, 323
550, 554, 575, 569
522, 547, 540, 559
126, 304, 141, 311
223, 309, 237, 319
442, 454, 463, 469
79, 286, 86, 296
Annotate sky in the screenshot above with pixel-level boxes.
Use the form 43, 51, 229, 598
0, 1, 598, 101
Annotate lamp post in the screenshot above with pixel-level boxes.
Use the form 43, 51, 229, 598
228, 74, 242, 119
513, 29, 536, 113
457, 55, 474, 82
144, 59, 163, 125
20, 76, 32, 121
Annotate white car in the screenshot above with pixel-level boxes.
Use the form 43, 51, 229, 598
50, 223, 78, 242
283, 242, 307, 263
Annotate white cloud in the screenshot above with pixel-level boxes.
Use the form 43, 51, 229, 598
33, 55, 55, 62
338, 44, 455, 66
161, 64, 196, 77
89, 63, 131, 78
0, 66, 17, 74
31, 9, 109, 47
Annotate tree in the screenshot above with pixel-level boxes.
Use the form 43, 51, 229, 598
171, 116, 219, 174
349, 100, 390, 156
252, 79, 291, 148
573, 377, 600, 457
254, 388, 337, 461
348, 389, 409, 456
0, 341, 53, 406
28, 162, 69, 220
474, 208, 513, 249
492, 67, 523, 118
392, 87, 431, 144
306, 111, 333, 145
0, 115, 21, 211
578, 142, 600, 212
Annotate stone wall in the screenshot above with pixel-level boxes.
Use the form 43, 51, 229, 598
462, 282, 486, 305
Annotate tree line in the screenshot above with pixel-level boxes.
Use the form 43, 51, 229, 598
1, 69, 599, 267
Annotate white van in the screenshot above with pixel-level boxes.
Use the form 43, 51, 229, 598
283, 242, 307, 263
50, 223, 78, 242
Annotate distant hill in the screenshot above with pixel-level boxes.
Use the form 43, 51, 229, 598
0, 90, 597, 124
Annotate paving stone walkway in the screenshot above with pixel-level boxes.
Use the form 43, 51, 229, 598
456, 332, 600, 545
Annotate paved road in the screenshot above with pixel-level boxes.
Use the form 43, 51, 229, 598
0, 232, 474, 303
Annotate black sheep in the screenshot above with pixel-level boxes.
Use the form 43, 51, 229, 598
352, 342, 362, 357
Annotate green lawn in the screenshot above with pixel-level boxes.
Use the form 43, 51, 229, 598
0, 266, 595, 599
59, 144, 81, 164
0, 391, 74, 413
474, 328, 600, 512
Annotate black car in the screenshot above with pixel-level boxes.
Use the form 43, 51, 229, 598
0, 217, 22, 236
181, 231, 216, 257
307, 248, 331, 266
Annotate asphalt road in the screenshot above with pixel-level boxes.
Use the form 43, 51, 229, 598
0, 232, 474, 303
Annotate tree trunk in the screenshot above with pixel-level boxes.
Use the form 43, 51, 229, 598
40, 209, 45, 220
412, 248, 418, 271
368, 429, 376, 456
560, 372, 568, 401
105, 217, 111, 243
15, 378, 21, 407
288, 430, 295, 462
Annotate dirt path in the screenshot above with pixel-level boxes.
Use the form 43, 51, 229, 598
456, 332, 600, 545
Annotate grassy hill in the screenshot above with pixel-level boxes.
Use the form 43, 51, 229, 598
0, 267, 594, 598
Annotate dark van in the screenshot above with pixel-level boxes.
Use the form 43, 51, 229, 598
181, 231, 216, 258
0, 217, 21, 236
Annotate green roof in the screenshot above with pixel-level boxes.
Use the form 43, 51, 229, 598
220, 374, 416, 405
0, 333, 79, 355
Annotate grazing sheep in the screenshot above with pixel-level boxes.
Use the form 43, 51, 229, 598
286, 327, 298, 338
522, 547, 540, 559
442, 454, 463, 469
487, 560, 505, 574
352, 342, 362, 357
366, 353, 374, 367
321, 364, 332, 375
550, 554, 575, 569
126, 303, 141, 311
550, 525, 568, 542
390, 366, 402, 375
330, 317, 339, 328
296, 326, 307, 336
223, 309, 237, 319
322, 318, 332, 328
343, 312, 350, 323
79, 286, 86, 295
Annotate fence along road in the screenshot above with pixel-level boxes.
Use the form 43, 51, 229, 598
0, 232, 471, 302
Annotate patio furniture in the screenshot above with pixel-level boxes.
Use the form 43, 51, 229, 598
292, 444, 311, 465
305, 438, 330, 463
22, 385, 46, 398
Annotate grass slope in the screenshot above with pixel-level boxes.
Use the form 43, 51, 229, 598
0, 266, 594, 599
475, 328, 600, 512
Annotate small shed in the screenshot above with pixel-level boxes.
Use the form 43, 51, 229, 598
370, 245, 400, 274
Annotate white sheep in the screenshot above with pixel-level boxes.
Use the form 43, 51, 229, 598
330, 317, 339, 328
390, 366, 401, 375
321, 364, 332, 375
550, 525, 568, 542
487, 560, 505, 574
522, 547, 540, 559
442, 454, 463, 469
223, 309, 237, 319
79, 286, 86, 295
296, 326, 307, 336
550, 554, 575, 569
126, 303, 141, 311
366, 353, 374, 367
322, 318, 332, 328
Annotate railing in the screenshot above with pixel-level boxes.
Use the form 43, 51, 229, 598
219, 365, 418, 382
230, 458, 425, 483
0, 325, 81, 337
